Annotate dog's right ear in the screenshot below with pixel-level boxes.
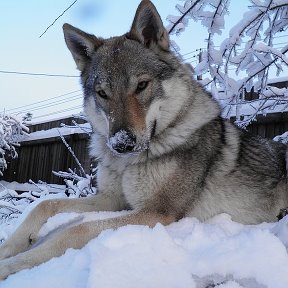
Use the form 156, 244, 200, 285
63, 23, 103, 71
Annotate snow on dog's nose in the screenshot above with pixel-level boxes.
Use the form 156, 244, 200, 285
108, 130, 137, 154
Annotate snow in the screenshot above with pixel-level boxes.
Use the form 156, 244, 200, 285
1, 209, 288, 287
0, 180, 65, 194
19, 122, 91, 142
274, 131, 288, 144
268, 76, 288, 85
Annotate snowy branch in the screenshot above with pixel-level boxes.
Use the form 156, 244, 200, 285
167, 0, 202, 35
0, 113, 28, 176
54, 121, 96, 198
170, 0, 288, 126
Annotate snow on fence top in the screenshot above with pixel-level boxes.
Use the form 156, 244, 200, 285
20, 122, 91, 143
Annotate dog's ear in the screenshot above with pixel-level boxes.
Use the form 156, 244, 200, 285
129, 0, 169, 51
63, 23, 103, 71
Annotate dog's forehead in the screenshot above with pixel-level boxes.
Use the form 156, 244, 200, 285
104, 36, 130, 54
92, 37, 155, 78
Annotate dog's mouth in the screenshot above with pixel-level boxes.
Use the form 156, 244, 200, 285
150, 120, 157, 139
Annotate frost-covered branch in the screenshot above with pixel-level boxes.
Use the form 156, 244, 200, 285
54, 120, 96, 198
0, 183, 34, 226
0, 113, 28, 176
167, 0, 202, 35
170, 0, 288, 126
57, 129, 86, 177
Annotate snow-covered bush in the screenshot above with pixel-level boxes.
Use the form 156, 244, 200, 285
0, 113, 28, 176
168, 0, 288, 127
273, 131, 288, 144
0, 182, 49, 226
0, 115, 95, 226
0, 181, 68, 242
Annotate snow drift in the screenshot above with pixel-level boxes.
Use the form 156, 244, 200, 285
0, 206, 288, 288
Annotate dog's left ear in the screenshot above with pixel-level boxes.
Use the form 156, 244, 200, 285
129, 0, 169, 51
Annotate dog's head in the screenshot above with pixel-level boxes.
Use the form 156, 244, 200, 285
63, 1, 183, 156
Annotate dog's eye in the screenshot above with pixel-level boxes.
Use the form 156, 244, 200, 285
97, 90, 108, 99
136, 81, 149, 93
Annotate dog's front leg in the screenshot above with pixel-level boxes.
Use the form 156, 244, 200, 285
0, 210, 175, 280
0, 191, 127, 261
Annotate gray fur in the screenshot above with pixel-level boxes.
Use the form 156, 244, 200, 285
0, 0, 287, 280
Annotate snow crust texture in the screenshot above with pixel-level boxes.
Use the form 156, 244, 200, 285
1, 212, 288, 288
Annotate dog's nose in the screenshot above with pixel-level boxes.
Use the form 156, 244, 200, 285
109, 130, 136, 154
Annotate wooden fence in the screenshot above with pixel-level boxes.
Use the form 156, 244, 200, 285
2, 117, 91, 185
244, 112, 288, 139
2, 112, 288, 185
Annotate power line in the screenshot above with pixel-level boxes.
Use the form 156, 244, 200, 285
6, 90, 82, 112
183, 54, 198, 61
273, 34, 288, 39
0, 70, 79, 77
5, 89, 83, 120
39, 0, 79, 38
181, 49, 198, 57
12, 94, 82, 114
32, 105, 83, 120
187, 60, 198, 64
213, 34, 288, 49
181, 36, 288, 59
188, 43, 286, 58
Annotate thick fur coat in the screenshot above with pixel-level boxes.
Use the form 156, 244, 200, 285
0, 0, 287, 280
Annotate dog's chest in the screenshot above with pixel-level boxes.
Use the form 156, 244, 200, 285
121, 159, 177, 210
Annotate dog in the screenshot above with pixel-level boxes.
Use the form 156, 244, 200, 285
0, 0, 288, 280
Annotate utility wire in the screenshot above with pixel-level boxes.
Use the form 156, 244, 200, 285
183, 54, 198, 61
11, 94, 82, 115
181, 49, 198, 57
2, 35, 286, 78
0, 70, 79, 77
185, 43, 287, 61
6, 90, 82, 112
39, 0, 79, 38
32, 105, 83, 120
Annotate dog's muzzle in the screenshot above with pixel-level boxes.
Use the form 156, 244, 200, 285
108, 130, 137, 154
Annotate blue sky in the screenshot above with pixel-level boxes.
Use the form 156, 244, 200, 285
0, 0, 249, 122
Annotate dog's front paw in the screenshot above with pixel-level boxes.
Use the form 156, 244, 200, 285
0, 260, 12, 281
0, 242, 13, 261
0, 237, 30, 260
0, 254, 27, 281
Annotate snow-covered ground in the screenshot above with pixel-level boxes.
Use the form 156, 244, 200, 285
0, 193, 288, 288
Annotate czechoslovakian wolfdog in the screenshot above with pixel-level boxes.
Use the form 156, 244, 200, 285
0, 0, 287, 279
